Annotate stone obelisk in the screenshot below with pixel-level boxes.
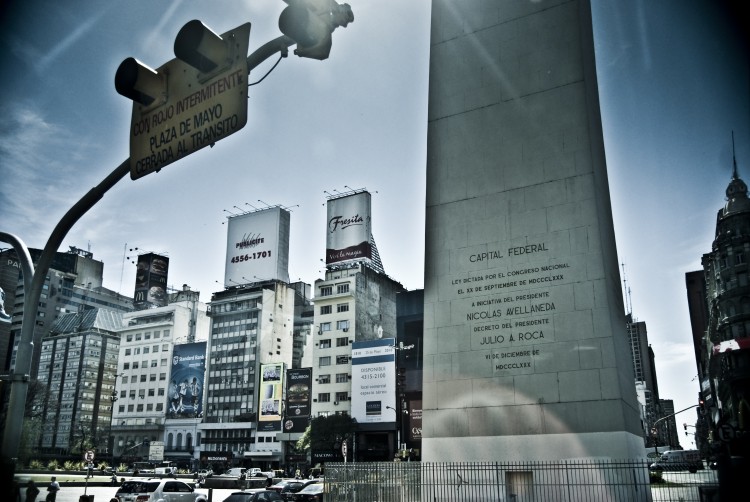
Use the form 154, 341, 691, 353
422, 0, 644, 461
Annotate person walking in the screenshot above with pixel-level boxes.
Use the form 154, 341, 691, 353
45, 477, 60, 502
25, 480, 40, 502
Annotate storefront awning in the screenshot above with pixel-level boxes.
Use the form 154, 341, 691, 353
243, 451, 279, 458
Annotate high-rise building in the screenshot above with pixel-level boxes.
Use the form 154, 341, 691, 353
200, 279, 312, 470
700, 165, 750, 459
35, 308, 122, 458
626, 315, 662, 447
110, 295, 209, 467
2, 246, 133, 377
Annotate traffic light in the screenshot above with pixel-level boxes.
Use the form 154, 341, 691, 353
115, 20, 251, 179
698, 399, 707, 416
278, 0, 354, 60
684, 423, 688, 436
397, 367, 406, 387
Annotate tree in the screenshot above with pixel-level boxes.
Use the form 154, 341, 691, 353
300, 414, 357, 456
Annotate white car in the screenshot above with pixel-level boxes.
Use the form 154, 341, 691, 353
113, 479, 207, 502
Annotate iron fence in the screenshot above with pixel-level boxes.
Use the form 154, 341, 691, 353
322, 460, 719, 502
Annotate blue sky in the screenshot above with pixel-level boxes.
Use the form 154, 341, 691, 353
1, 1, 748, 449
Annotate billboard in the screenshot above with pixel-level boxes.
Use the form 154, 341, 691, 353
351, 338, 396, 423
326, 192, 372, 265
167, 342, 207, 419
225, 207, 290, 287
134, 253, 169, 309
283, 368, 312, 434
259, 363, 284, 432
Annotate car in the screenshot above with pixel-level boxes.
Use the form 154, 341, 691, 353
113, 478, 207, 502
291, 482, 325, 502
221, 490, 284, 502
267, 479, 317, 500
196, 469, 213, 478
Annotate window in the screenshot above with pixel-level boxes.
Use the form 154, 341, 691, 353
129, 390, 136, 399
156, 403, 163, 411
160, 373, 166, 381
336, 355, 349, 365
126, 335, 133, 342
320, 286, 332, 296
158, 388, 165, 396
336, 392, 348, 402
318, 374, 330, 384
337, 283, 349, 294
320, 305, 332, 315
133, 362, 139, 369
143, 347, 150, 354
140, 375, 147, 382
336, 373, 349, 383
150, 374, 156, 382
148, 389, 155, 396
337, 303, 349, 313
336, 337, 349, 347
319, 356, 331, 367
319, 340, 331, 349
125, 349, 131, 356
337, 320, 350, 331
320, 322, 331, 333
318, 393, 331, 403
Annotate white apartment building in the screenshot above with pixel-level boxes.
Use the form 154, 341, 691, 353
311, 262, 404, 463
111, 298, 208, 467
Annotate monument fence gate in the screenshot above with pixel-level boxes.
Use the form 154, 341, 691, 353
322, 460, 719, 502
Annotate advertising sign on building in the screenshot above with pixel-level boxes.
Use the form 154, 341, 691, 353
134, 253, 169, 309
409, 400, 422, 441
326, 191, 372, 265
167, 342, 207, 419
351, 338, 396, 423
284, 368, 311, 434
259, 363, 284, 432
224, 207, 290, 286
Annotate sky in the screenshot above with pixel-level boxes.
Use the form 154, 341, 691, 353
1, 1, 748, 451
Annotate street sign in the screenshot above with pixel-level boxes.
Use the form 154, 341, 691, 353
149, 440, 165, 461
127, 23, 251, 180
83, 450, 95, 462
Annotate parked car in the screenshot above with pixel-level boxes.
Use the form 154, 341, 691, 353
268, 479, 317, 500
291, 482, 325, 502
196, 469, 213, 478
113, 478, 207, 502
221, 490, 284, 502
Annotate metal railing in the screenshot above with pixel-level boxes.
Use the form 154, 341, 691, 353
322, 460, 719, 502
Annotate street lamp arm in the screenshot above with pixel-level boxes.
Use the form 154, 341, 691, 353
654, 404, 699, 428
246, 35, 295, 73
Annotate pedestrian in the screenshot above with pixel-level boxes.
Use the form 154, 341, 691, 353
45, 477, 60, 502
25, 480, 39, 502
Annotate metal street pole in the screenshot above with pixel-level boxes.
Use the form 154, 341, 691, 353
1, 159, 130, 462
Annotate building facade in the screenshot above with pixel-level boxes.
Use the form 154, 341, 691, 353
700, 168, 750, 459
35, 308, 122, 458
199, 280, 311, 470
311, 262, 404, 463
110, 297, 209, 467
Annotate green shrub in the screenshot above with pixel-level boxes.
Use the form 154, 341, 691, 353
29, 460, 45, 470
47, 459, 59, 470
63, 460, 78, 471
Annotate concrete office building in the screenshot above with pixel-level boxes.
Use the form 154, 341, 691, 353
200, 279, 311, 470
2, 246, 132, 377
35, 308, 122, 457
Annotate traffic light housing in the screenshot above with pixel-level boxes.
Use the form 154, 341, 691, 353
279, 0, 353, 60
397, 367, 406, 387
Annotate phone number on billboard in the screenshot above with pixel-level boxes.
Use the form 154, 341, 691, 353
361, 373, 386, 379
230, 250, 272, 263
